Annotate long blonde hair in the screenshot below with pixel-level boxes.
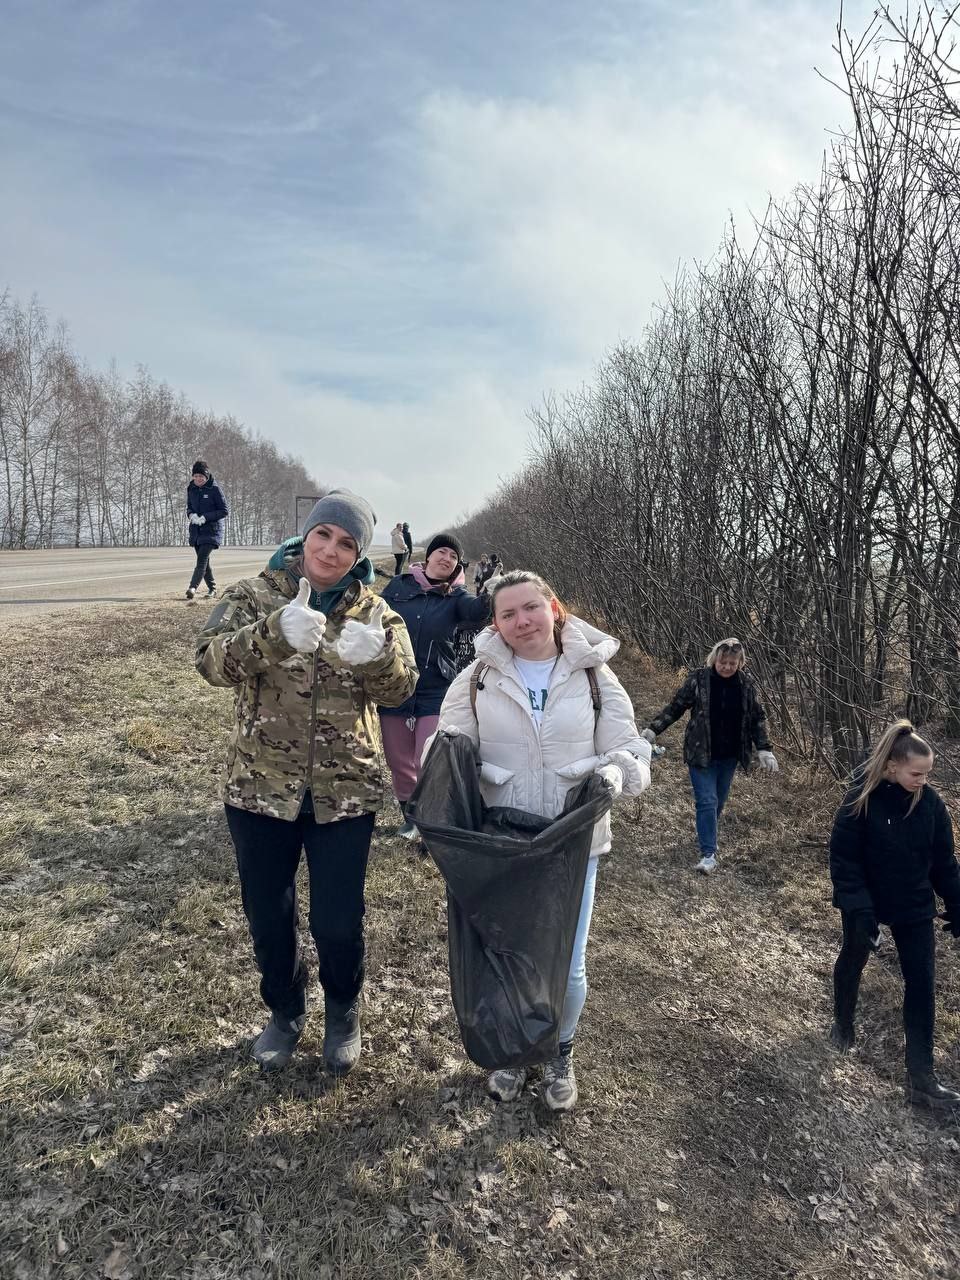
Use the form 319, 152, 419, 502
705, 637, 745, 669
850, 718, 933, 816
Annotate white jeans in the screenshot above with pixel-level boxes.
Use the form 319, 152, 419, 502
559, 855, 599, 1046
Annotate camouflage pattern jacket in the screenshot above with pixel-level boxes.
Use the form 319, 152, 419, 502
647, 666, 771, 771
196, 556, 417, 822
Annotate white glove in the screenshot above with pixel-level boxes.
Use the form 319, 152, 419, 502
757, 750, 779, 772
188, 513, 201, 525
595, 763, 624, 797
640, 727, 656, 744
197, 514, 206, 525
279, 577, 327, 653
335, 597, 388, 666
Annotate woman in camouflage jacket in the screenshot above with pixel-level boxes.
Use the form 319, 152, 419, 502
196, 490, 417, 1077
641, 638, 779, 875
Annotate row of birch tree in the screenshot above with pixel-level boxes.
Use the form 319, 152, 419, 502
0, 296, 322, 549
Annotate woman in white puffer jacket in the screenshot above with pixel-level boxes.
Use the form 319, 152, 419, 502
430, 569, 652, 1111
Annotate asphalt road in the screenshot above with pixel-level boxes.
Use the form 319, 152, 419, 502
0, 545, 392, 624
0, 547, 272, 624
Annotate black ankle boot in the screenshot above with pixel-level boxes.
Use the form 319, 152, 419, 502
829, 1019, 855, 1053
906, 1072, 960, 1110
323, 994, 361, 1076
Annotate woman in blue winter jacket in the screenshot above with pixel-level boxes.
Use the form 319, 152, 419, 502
829, 719, 960, 1109
378, 533, 490, 838
186, 460, 229, 599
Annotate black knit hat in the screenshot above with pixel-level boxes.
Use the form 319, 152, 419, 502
425, 533, 464, 563
191, 459, 210, 478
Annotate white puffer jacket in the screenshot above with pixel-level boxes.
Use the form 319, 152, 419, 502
428, 615, 652, 854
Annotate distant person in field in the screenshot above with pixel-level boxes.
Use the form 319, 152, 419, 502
430, 569, 652, 1111
195, 490, 417, 1076
479, 552, 503, 594
402, 521, 413, 563
185, 460, 229, 600
829, 720, 960, 1110
641, 638, 778, 874
378, 534, 490, 841
390, 522, 407, 575
473, 554, 490, 593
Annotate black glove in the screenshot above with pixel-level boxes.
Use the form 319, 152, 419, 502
939, 909, 960, 939
852, 909, 881, 950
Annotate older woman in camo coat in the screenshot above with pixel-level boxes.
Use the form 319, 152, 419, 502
196, 490, 417, 1078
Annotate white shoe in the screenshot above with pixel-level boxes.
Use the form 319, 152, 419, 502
541, 1053, 578, 1112
696, 855, 717, 874
185, 587, 196, 599
487, 1066, 527, 1102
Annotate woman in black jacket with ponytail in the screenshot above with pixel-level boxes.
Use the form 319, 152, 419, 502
829, 719, 960, 1109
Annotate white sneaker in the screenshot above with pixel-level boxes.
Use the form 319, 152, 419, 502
696, 855, 717, 874
487, 1066, 527, 1102
541, 1054, 578, 1112
185, 587, 196, 599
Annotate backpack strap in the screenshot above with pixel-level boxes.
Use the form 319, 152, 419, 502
470, 664, 489, 719
587, 667, 602, 724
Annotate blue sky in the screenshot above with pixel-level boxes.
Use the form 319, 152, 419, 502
0, 0, 874, 536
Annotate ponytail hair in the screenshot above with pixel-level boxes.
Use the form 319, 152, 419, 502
850, 718, 933, 816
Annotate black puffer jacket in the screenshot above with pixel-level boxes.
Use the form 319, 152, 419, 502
379, 570, 489, 718
829, 781, 960, 925
187, 475, 229, 548
647, 666, 770, 770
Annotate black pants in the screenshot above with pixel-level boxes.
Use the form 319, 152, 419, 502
189, 544, 216, 591
834, 911, 935, 1075
225, 803, 376, 1018
394, 552, 406, 575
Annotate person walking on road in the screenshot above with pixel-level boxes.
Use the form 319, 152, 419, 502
186, 460, 229, 600
379, 534, 490, 840
429, 569, 652, 1111
196, 489, 417, 1076
640, 638, 778, 874
829, 720, 960, 1109
402, 522, 414, 564
391, 523, 407, 575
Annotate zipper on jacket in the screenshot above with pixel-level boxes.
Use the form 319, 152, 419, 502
304, 650, 319, 806
247, 676, 262, 737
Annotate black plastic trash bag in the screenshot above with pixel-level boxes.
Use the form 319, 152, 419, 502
407, 732, 613, 1070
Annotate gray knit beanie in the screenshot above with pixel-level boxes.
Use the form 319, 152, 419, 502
301, 489, 377, 560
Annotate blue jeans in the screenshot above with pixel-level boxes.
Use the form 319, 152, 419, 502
688, 758, 739, 856
559, 855, 599, 1046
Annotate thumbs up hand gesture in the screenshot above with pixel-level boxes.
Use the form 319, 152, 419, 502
279, 578, 327, 652
335, 596, 388, 665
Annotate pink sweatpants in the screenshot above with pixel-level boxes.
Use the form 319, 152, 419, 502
379, 713, 440, 803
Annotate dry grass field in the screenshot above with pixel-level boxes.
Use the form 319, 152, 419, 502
2, 592, 960, 1279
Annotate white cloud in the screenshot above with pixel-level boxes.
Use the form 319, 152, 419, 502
0, 0, 880, 537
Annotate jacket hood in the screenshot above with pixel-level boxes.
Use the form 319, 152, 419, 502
409, 561, 466, 592
473, 614, 619, 674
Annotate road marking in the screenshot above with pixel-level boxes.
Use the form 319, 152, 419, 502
0, 563, 266, 592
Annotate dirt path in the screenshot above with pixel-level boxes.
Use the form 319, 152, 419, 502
1, 603, 958, 1279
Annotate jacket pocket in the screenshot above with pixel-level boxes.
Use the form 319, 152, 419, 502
555, 755, 601, 781
480, 763, 515, 787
